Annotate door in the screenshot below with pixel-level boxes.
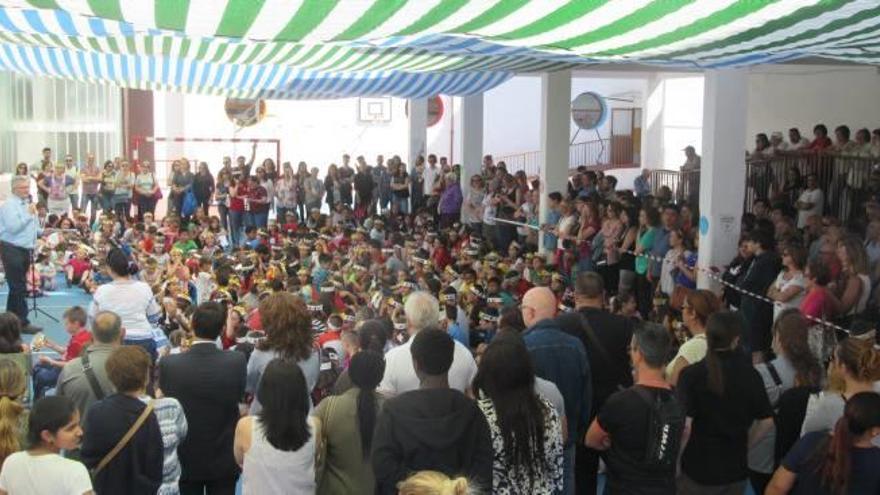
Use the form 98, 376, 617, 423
610, 108, 642, 167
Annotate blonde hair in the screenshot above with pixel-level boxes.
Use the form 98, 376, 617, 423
397, 471, 473, 495
0, 361, 26, 464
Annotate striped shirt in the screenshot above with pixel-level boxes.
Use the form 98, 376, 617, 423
140, 396, 188, 495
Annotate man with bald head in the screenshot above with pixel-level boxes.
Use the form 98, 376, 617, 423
57, 311, 124, 419
521, 287, 590, 495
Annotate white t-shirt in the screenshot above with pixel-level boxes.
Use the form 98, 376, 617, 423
378, 338, 477, 397
89, 279, 162, 340
517, 203, 534, 236
771, 271, 806, 321
482, 194, 497, 226
797, 188, 824, 228
463, 190, 484, 225
423, 165, 440, 196
0, 452, 92, 495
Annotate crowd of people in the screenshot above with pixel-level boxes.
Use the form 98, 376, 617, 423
0, 142, 877, 495
748, 125, 880, 159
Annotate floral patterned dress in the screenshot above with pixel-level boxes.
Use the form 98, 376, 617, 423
476, 395, 564, 494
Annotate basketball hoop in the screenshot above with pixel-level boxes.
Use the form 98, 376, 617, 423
358, 97, 392, 123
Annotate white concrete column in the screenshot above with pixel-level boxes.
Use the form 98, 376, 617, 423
407, 98, 428, 168
697, 68, 748, 289
644, 74, 665, 170
163, 92, 186, 173
539, 70, 571, 254
459, 93, 483, 217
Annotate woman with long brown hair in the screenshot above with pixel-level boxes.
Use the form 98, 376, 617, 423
0, 360, 26, 466
274, 162, 298, 226
666, 290, 721, 386
827, 236, 871, 320
246, 292, 320, 414
573, 199, 599, 274
748, 310, 824, 494
802, 337, 880, 436
767, 391, 880, 494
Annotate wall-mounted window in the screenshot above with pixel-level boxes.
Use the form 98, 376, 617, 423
0, 73, 122, 173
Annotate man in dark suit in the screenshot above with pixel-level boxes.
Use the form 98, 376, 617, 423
556, 272, 634, 495
159, 302, 246, 495
737, 227, 781, 362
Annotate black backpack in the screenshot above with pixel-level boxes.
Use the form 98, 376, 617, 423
629, 386, 685, 471
311, 346, 341, 406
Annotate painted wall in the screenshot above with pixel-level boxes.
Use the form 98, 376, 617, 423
152, 92, 454, 178
147, 64, 880, 191
644, 65, 880, 170
746, 65, 880, 147
482, 74, 648, 157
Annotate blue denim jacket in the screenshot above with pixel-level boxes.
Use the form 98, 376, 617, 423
649, 227, 671, 278
543, 209, 561, 251
522, 318, 591, 445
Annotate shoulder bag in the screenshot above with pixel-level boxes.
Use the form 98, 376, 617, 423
91, 401, 154, 477
81, 352, 106, 401
314, 395, 338, 485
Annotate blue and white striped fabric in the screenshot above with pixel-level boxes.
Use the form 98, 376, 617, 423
0, 41, 513, 98
0, 1, 879, 99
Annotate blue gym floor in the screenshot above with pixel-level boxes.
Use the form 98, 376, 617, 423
0, 274, 93, 349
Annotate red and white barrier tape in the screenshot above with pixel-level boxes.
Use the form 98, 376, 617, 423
625, 248, 853, 335
483, 217, 854, 334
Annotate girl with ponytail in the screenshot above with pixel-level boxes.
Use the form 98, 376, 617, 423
0, 360, 26, 466
802, 337, 880, 438
676, 311, 775, 493
767, 391, 880, 494
314, 350, 385, 495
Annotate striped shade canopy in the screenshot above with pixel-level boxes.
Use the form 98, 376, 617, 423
0, 0, 877, 99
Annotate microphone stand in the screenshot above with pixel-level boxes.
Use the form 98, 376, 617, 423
28, 248, 57, 323
28, 207, 58, 323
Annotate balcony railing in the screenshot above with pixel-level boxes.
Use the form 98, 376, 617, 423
495, 138, 627, 176
648, 151, 879, 221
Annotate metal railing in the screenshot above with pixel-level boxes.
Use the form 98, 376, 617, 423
745, 152, 877, 221
496, 150, 544, 176
570, 139, 612, 169
495, 138, 623, 176
648, 151, 879, 221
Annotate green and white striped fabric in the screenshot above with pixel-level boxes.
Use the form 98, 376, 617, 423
0, 0, 878, 98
